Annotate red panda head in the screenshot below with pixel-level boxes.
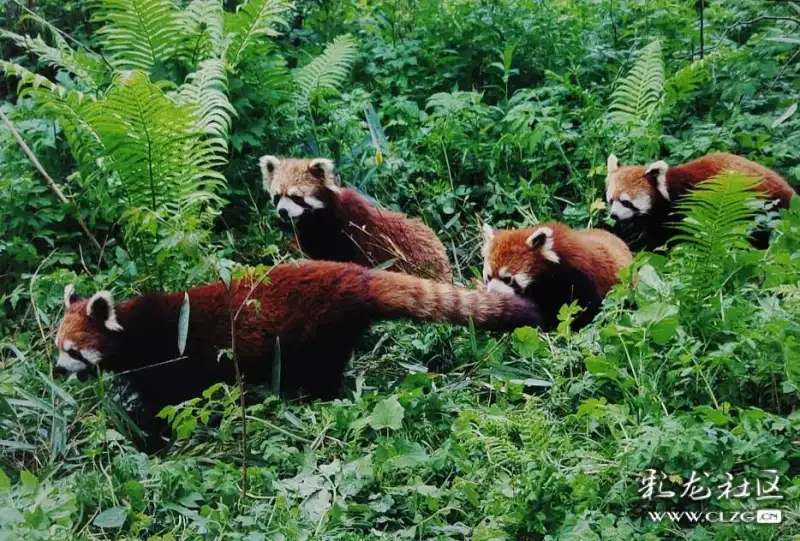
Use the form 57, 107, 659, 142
481, 224, 561, 296
259, 156, 338, 220
54, 285, 123, 374
605, 154, 670, 221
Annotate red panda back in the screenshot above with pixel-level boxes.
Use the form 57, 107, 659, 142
333, 188, 453, 282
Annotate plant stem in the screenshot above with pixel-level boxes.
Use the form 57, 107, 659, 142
227, 282, 248, 497
0, 108, 103, 252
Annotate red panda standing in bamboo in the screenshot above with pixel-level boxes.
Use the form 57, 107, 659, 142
605, 153, 797, 250
482, 222, 632, 331
260, 155, 453, 282
54, 261, 540, 448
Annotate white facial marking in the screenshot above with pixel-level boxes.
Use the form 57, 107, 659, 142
303, 195, 325, 209
56, 351, 87, 372
276, 196, 305, 218
631, 193, 652, 213
611, 201, 634, 220
287, 188, 302, 197
482, 259, 492, 283
487, 279, 516, 296
514, 272, 533, 289
611, 192, 652, 220
81, 348, 102, 365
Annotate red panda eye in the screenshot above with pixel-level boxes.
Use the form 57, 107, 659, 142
502, 276, 514, 285
272, 194, 280, 205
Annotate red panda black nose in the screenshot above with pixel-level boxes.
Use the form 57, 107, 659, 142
278, 207, 289, 220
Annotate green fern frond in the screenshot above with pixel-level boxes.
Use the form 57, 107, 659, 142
0, 30, 107, 88
224, 0, 290, 69
673, 172, 761, 258
608, 40, 664, 127
171, 59, 236, 154
83, 71, 225, 221
92, 0, 181, 70
179, 0, 226, 63
294, 34, 358, 102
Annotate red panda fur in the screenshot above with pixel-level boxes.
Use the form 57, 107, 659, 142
55, 260, 540, 447
482, 222, 632, 330
605, 153, 796, 250
261, 156, 453, 282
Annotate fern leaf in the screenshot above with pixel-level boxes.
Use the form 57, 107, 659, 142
92, 0, 181, 70
171, 59, 236, 153
179, 0, 226, 63
83, 71, 225, 221
673, 172, 761, 258
294, 34, 358, 102
224, 0, 290, 69
608, 40, 664, 126
0, 30, 106, 88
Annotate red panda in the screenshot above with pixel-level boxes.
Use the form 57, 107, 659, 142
605, 153, 797, 250
260, 155, 453, 283
482, 222, 632, 330
55, 261, 540, 446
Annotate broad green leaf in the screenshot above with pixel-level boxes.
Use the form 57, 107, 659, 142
19, 470, 37, 494
513, 326, 547, 358
93, 506, 128, 529
585, 356, 619, 380
368, 396, 404, 431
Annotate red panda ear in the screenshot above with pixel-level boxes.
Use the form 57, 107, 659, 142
481, 223, 495, 244
64, 284, 80, 308
526, 227, 560, 263
644, 160, 670, 201
258, 155, 280, 191
481, 223, 495, 257
607, 154, 620, 176
87, 291, 123, 332
308, 158, 337, 187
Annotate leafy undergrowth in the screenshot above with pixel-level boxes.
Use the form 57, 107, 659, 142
2, 0, 800, 538
2, 192, 798, 539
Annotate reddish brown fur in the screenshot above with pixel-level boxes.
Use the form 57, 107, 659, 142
487, 223, 632, 297
55, 261, 541, 447
264, 157, 452, 282
609, 153, 795, 206
484, 222, 632, 330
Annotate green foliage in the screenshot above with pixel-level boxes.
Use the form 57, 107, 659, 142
93, 0, 181, 70
674, 172, 761, 256
294, 34, 358, 103
608, 40, 665, 127
1, 0, 800, 538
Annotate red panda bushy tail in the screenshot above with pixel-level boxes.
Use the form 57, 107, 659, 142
366, 270, 542, 331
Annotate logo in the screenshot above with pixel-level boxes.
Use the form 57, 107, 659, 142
756, 509, 782, 524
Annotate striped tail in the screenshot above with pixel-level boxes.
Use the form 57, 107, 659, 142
366, 270, 542, 331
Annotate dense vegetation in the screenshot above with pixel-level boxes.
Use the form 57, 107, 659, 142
1, 0, 799, 538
